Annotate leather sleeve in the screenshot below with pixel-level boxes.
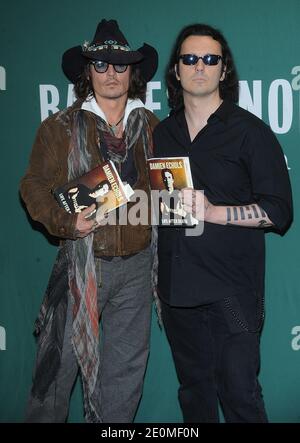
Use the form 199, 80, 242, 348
20, 120, 77, 239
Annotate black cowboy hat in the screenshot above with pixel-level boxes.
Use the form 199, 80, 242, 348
62, 19, 158, 84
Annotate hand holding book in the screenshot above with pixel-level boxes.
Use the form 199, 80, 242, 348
180, 188, 206, 223
147, 156, 198, 227
74, 204, 97, 238
54, 160, 134, 225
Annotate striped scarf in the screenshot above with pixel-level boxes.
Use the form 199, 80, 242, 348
66, 106, 159, 422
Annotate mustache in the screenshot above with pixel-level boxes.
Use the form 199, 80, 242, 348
104, 79, 120, 85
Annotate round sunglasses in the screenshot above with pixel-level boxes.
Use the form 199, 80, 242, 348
179, 54, 223, 66
90, 60, 128, 74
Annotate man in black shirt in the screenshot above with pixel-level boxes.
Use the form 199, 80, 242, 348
153, 23, 293, 423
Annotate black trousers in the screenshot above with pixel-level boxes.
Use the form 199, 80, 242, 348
161, 297, 268, 423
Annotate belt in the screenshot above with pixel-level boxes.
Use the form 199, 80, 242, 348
95, 252, 137, 261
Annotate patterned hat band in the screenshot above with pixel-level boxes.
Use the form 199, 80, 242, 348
83, 40, 131, 53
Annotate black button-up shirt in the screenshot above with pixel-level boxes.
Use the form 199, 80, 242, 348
153, 100, 293, 307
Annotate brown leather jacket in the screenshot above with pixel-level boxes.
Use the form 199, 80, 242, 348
20, 100, 159, 256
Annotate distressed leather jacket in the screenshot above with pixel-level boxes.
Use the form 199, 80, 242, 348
20, 99, 159, 256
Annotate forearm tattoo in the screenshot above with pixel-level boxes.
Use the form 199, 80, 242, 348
226, 205, 272, 227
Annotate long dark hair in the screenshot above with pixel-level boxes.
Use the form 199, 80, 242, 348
93, 179, 110, 192
74, 64, 147, 103
166, 23, 239, 110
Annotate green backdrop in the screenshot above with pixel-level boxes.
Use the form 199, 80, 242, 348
1, 0, 300, 423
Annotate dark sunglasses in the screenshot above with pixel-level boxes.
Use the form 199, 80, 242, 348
90, 60, 128, 74
179, 54, 223, 66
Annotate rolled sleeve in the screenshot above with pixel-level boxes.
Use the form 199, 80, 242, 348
242, 122, 293, 233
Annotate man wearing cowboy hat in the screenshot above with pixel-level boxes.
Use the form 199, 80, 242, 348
20, 19, 159, 423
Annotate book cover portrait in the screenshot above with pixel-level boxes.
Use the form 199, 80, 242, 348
147, 157, 197, 227
54, 160, 133, 221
